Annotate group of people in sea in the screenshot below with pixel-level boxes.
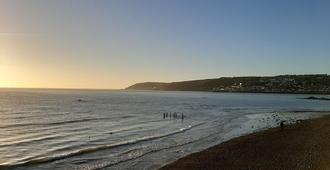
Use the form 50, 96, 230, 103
163, 112, 184, 120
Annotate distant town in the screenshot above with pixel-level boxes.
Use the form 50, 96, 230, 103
127, 74, 330, 94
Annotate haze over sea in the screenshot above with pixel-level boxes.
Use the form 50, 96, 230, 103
1, 89, 330, 170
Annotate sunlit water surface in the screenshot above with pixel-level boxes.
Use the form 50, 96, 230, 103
0, 89, 330, 170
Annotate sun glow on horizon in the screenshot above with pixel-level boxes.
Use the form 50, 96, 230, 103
1, 0, 330, 89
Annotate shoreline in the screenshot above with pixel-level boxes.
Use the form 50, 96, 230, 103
160, 115, 330, 170
126, 89, 330, 95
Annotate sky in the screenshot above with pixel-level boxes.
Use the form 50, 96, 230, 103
1, 0, 330, 89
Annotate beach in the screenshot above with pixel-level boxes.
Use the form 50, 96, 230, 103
160, 115, 330, 170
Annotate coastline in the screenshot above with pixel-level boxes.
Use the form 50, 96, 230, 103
160, 115, 330, 170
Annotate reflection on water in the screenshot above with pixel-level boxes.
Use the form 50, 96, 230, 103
0, 89, 329, 170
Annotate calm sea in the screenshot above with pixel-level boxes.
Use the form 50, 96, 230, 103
0, 89, 330, 170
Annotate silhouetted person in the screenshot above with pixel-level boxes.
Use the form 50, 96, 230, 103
163, 113, 165, 119
280, 121, 285, 129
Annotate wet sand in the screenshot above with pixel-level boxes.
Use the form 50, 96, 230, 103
160, 115, 330, 170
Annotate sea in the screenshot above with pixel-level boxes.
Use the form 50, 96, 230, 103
0, 89, 330, 170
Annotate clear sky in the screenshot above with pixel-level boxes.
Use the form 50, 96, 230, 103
1, 0, 330, 89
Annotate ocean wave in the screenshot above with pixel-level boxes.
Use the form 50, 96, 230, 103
0, 117, 113, 129
0, 133, 75, 148
73, 123, 219, 170
3, 114, 63, 122
105, 125, 143, 135
0, 123, 202, 169
0, 114, 138, 129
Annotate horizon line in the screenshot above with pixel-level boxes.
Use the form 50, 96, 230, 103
0, 87, 123, 91
1, 74, 328, 90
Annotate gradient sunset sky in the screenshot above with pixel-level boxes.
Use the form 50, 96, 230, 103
1, 0, 330, 89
